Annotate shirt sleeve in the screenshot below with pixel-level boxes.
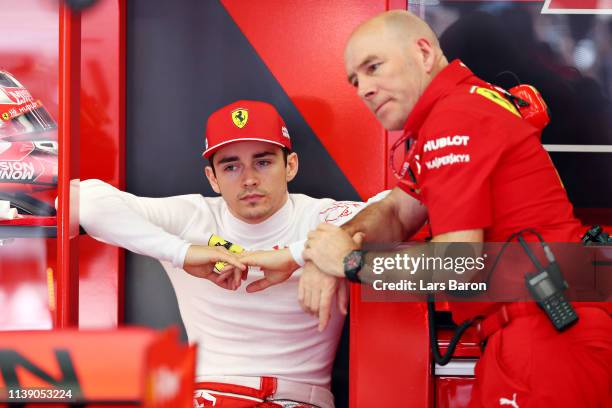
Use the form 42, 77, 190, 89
418, 110, 502, 236
317, 190, 390, 226
289, 190, 391, 266
79, 179, 197, 268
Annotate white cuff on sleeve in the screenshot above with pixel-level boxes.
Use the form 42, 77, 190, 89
174, 242, 192, 269
289, 239, 306, 267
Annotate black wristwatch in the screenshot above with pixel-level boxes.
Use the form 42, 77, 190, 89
344, 250, 365, 283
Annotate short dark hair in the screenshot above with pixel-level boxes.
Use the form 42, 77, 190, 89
208, 147, 292, 176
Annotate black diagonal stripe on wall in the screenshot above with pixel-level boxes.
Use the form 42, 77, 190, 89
126, 0, 359, 200
124, 1, 353, 406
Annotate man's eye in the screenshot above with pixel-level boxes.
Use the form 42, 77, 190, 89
367, 63, 381, 73
256, 160, 271, 167
223, 164, 238, 172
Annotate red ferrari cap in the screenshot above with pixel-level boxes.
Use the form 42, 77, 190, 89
203, 100, 292, 159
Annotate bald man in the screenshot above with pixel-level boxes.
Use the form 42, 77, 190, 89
299, 10, 612, 408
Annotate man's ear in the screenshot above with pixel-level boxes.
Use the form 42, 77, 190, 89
205, 166, 221, 194
286, 152, 299, 182
415, 37, 435, 73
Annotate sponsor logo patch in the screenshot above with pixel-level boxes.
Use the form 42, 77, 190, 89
423, 135, 470, 152
499, 393, 519, 408
320, 202, 363, 222
425, 153, 470, 170
231, 108, 248, 128
470, 86, 520, 117
0, 161, 35, 181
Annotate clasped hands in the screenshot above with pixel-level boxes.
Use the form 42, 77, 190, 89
184, 224, 363, 331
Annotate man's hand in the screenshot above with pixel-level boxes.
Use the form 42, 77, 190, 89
239, 248, 300, 292
183, 245, 246, 290
298, 262, 349, 331
303, 223, 364, 277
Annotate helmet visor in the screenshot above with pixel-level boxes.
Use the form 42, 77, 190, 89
0, 71, 57, 140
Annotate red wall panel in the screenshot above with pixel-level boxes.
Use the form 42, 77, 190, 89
221, 0, 388, 200
220, 2, 433, 406
78, 0, 125, 328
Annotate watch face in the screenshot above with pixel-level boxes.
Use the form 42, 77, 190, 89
345, 251, 362, 270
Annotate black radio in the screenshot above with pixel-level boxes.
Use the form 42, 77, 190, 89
518, 236, 578, 331
525, 268, 578, 331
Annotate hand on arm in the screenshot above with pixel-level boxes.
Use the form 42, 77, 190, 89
302, 223, 364, 277
342, 187, 427, 242
297, 224, 360, 331
298, 261, 349, 332
183, 245, 247, 290
239, 248, 300, 293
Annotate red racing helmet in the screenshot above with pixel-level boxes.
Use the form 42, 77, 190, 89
0, 70, 58, 216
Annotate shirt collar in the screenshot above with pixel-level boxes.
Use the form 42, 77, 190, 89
403, 59, 474, 136
222, 194, 293, 241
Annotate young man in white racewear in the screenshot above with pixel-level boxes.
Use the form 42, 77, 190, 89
80, 99, 385, 408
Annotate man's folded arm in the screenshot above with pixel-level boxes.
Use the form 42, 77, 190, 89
342, 187, 428, 243
289, 190, 391, 267
79, 179, 196, 268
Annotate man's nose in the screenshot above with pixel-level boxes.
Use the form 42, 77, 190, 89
242, 166, 259, 187
357, 77, 376, 100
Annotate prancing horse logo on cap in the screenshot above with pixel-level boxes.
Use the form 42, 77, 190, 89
231, 108, 248, 128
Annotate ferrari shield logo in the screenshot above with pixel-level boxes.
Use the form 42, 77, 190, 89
469, 86, 520, 117
231, 108, 248, 128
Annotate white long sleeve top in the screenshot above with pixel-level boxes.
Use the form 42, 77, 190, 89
80, 179, 386, 388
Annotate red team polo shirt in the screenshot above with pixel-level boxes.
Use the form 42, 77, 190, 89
398, 61, 612, 407
397, 59, 583, 243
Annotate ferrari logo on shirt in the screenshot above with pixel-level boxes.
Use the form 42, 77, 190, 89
231, 108, 248, 128
470, 86, 520, 117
